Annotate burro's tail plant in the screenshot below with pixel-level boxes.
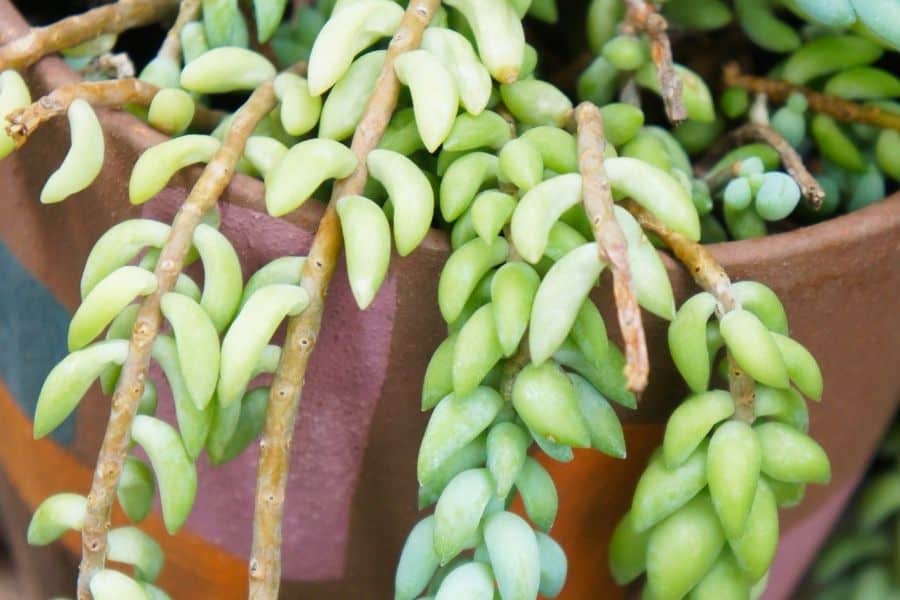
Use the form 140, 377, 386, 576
608, 202, 828, 599
0, 0, 897, 598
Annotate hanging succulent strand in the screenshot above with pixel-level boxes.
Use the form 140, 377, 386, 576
724, 62, 900, 132
75, 66, 293, 600
575, 102, 649, 394
0, 0, 179, 71
1, 0, 884, 596
5, 79, 223, 145
489, 110, 534, 404
247, 2, 442, 598
622, 0, 686, 124
157, 0, 202, 63
623, 199, 756, 422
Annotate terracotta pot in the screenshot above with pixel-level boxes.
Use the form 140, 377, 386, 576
1, 2, 899, 598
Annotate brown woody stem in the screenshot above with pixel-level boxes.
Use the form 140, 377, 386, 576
575, 102, 648, 394
5, 79, 223, 145
732, 101, 825, 209
623, 200, 755, 423
0, 0, 179, 72
723, 62, 900, 132
76, 71, 287, 600
246, 2, 441, 598
623, 0, 686, 124
157, 0, 201, 62
731, 122, 824, 209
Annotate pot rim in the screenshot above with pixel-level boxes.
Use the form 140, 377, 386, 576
2, 0, 898, 263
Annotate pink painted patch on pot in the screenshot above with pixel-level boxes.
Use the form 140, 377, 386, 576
144, 191, 396, 578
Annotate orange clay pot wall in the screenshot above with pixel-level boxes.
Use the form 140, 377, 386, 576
1, 2, 899, 598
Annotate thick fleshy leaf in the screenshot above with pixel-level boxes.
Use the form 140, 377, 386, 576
663, 390, 734, 468
418, 388, 502, 487
646, 493, 725, 600
512, 362, 591, 448
484, 511, 541, 600
708, 420, 761, 539
433, 468, 494, 564
632, 445, 708, 532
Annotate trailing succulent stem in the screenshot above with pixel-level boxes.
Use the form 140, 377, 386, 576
614, 199, 828, 597
624, 200, 756, 423
157, 0, 202, 64
724, 62, 900, 132
0, 0, 180, 72
5, 79, 221, 145
8, 0, 900, 598
77, 71, 285, 600
247, 2, 441, 597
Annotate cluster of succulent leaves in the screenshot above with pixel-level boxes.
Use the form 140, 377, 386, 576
607, 283, 829, 599
392, 79, 685, 600
578, 0, 900, 242
724, 51, 898, 229
1, 0, 894, 598
25, 203, 309, 600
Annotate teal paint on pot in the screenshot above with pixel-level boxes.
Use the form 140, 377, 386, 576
0, 239, 73, 444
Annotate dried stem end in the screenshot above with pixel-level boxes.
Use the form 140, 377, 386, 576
624, 0, 686, 124
76, 71, 285, 600
575, 102, 649, 394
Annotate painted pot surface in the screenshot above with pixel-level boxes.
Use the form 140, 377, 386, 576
0, 2, 899, 598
